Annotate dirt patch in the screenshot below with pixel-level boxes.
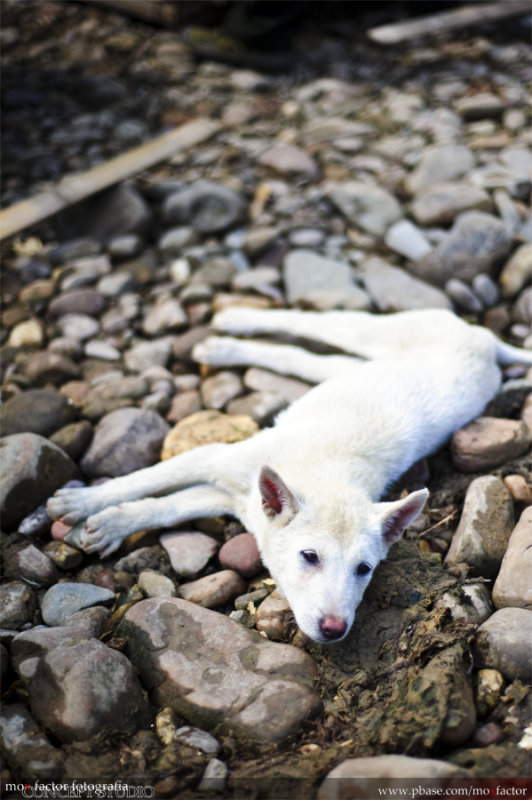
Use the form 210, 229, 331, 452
226, 540, 529, 797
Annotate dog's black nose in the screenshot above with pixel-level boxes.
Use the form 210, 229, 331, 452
320, 616, 347, 640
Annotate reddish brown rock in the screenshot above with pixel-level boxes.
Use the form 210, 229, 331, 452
177, 569, 246, 608
472, 722, 503, 747
451, 416, 531, 472
120, 597, 321, 745
218, 533, 263, 578
255, 590, 293, 640
492, 506, 532, 609
475, 607, 532, 681
503, 473, 532, 504
444, 475, 514, 578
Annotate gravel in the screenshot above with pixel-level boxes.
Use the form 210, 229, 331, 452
1, 0, 531, 792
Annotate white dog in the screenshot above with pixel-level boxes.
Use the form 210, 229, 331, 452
47, 308, 531, 643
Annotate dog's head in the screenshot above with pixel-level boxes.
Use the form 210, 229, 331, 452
256, 466, 428, 644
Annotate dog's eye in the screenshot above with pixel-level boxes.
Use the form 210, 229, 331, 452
301, 550, 319, 565
356, 562, 372, 576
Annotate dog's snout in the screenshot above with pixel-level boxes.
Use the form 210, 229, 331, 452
320, 615, 347, 640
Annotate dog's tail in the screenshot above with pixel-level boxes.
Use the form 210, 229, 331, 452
495, 339, 532, 366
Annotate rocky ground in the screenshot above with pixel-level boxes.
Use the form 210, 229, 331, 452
1, 1, 531, 798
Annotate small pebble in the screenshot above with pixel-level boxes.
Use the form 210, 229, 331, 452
57, 313, 101, 340
152, 776, 181, 798
475, 607, 532, 681
174, 725, 220, 755
42, 541, 84, 570
51, 520, 72, 541
160, 531, 219, 579
234, 587, 270, 610
177, 569, 246, 608
384, 219, 432, 261
18, 504, 52, 537
200, 370, 243, 410
472, 722, 503, 747
472, 273, 499, 307
108, 234, 143, 260
138, 568, 176, 598
218, 533, 263, 578
289, 228, 325, 248
198, 758, 228, 792
4, 543, 57, 587
451, 417, 531, 473
445, 278, 483, 313
7, 319, 45, 348
475, 668, 505, 717
255, 589, 292, 640
0, 581, 37, 629
503, 474, 532, 504
155, 707, 180, 745
40, 582, 115, 626
84, 340, 121, 360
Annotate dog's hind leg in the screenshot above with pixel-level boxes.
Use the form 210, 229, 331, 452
212, 307, 365, 352
68, 486, 237, 556
194, 335, 360, 382
212, 307, 488, 360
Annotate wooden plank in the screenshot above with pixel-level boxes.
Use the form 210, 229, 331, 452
0, 118, 221, 242
368, 1, 531, 45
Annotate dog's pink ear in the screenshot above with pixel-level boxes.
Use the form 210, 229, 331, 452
259, 466, 298, 521
378, 488, 428, 544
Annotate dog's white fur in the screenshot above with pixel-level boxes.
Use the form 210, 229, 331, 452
47, 308, 531, 643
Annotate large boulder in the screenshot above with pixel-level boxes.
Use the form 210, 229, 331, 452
14, 637, 151, 742
0, 433, 79, 530
80, 406, 170, 478
0, 388, 76, 437
119, 597, 322, 746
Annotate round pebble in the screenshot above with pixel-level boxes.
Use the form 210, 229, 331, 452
177, 569, 246, 608
218, 533, 263, 578
472, 722, 503, 747
138, 568, 176, 598
43, 541, 84, 570
7, 319, 45, 348
160, 531, 219, 579
0, 581, 37, 629
40, 582, 115, 626
51, 520, 72, 541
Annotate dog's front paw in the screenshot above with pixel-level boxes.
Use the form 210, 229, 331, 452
47, 486, 97, 525
80, 506, 131, 558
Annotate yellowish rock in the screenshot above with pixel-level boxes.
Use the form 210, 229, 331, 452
7, 319, 45, 348
19, 279, 55, 303
155, 707, 180, 745
503, 474, 532, 504
161, 409, 259, 460
475, 668, 504, 716
255, 589, 292, 640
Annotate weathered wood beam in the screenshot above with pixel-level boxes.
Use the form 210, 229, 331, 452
367, 1, 531, 45
0, 118, 221, 242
